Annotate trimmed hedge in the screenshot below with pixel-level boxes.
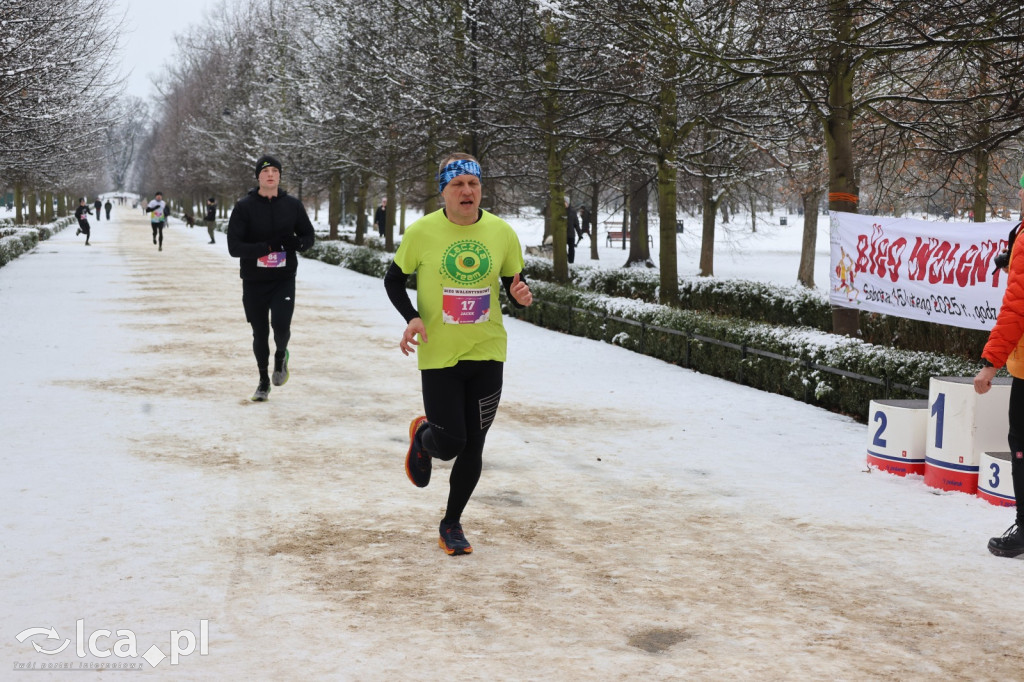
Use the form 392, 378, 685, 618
305, 239, 393, 276
509, 281, 978, 420
521, 257, 988, 359
0, 218, 75, 267
330, 238, 983, 362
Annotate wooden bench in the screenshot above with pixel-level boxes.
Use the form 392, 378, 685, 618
604, 222, 653, 248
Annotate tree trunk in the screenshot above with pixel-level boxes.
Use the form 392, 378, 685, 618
340, 178, 348, 227
699, 174, 722, 277
797, 189, 823, 288
27, 190, 38, 225
423, 146, 439, 214
971, 148, 990, 222
750, 194, 757, 233
540, 14, 568, 283
354, 173, 368, 246
452, 0, 480, 159
328, 172, 340, 240
399, 200, 406, 235
824, 0, 859, 335
385, 167, 397, 252
625, 175, 652, 267
656, 73, 679, 302
14, 182, 23, 224
589, 180, 600, 261
824, 0, 858, 216
972, 59, 991, 222
621, 187, 630, 251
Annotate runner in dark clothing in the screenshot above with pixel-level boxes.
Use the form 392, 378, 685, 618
74, 198, 92, 246
93, 198, 102, 221
227, 155, 316, 401
204, 197, 217, 244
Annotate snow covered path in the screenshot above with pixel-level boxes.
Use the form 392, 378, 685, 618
2, 210, 1023, 680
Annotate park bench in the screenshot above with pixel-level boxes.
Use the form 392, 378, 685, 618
604, 221, 653, 248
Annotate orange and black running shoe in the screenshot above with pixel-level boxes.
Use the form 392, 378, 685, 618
439, 520, 472, 555
405, 416, 431, 487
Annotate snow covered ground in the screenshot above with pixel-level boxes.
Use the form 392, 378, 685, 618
2, 207, 1022, 680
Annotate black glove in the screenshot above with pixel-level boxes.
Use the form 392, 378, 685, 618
267, 235, 301, 252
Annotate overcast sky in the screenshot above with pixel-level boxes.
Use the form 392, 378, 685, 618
111, 0, 215, 97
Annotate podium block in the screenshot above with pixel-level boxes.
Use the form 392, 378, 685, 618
866, 399, 927, 475
977, 452, 1017, 507
924, 376, 1011, 494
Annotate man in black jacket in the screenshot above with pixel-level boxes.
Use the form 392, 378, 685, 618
227, 155, 316, 401
565, 196, 580, 264
204, 197, 217, 244
374, 197, 387, 237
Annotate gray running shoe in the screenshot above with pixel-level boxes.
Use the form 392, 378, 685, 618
272, 349, 289, 387
251, 379, 271, 402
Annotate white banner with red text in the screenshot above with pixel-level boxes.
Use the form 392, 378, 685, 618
829, 211, 1018, 331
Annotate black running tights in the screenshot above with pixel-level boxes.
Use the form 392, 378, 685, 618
420, 360, 503, 524
242, 277, 295, 380
1004, 377, 1024, 525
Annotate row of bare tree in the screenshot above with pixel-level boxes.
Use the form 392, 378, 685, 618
0, 0, 131, 221
5, 0, 1023, 293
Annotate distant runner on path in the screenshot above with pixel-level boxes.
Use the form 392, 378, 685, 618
384, 151, 533, 556
227, 155, 315, 402
145, 192, 168, 251
74, 198, 92, 246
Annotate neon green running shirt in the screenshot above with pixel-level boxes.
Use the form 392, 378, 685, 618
394, 209, 525, 370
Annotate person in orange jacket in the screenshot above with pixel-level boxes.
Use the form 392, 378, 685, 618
974, 184, 1024, 558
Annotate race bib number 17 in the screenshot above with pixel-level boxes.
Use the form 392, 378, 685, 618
442, 287, 490, 324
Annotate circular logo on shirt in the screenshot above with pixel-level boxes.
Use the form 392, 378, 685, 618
441, 240, 492, 285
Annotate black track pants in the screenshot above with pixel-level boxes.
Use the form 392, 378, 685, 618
420, 360, 503, 524
151, 221, 165, 246
1004, 377, 1024, 525
242, 277, 295, 379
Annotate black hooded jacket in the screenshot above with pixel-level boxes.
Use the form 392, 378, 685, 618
227, 187, 316, 281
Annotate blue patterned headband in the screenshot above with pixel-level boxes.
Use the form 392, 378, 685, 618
438, 159, 481, 194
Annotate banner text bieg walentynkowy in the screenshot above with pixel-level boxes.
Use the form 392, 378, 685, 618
829, 211, 1017, 331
